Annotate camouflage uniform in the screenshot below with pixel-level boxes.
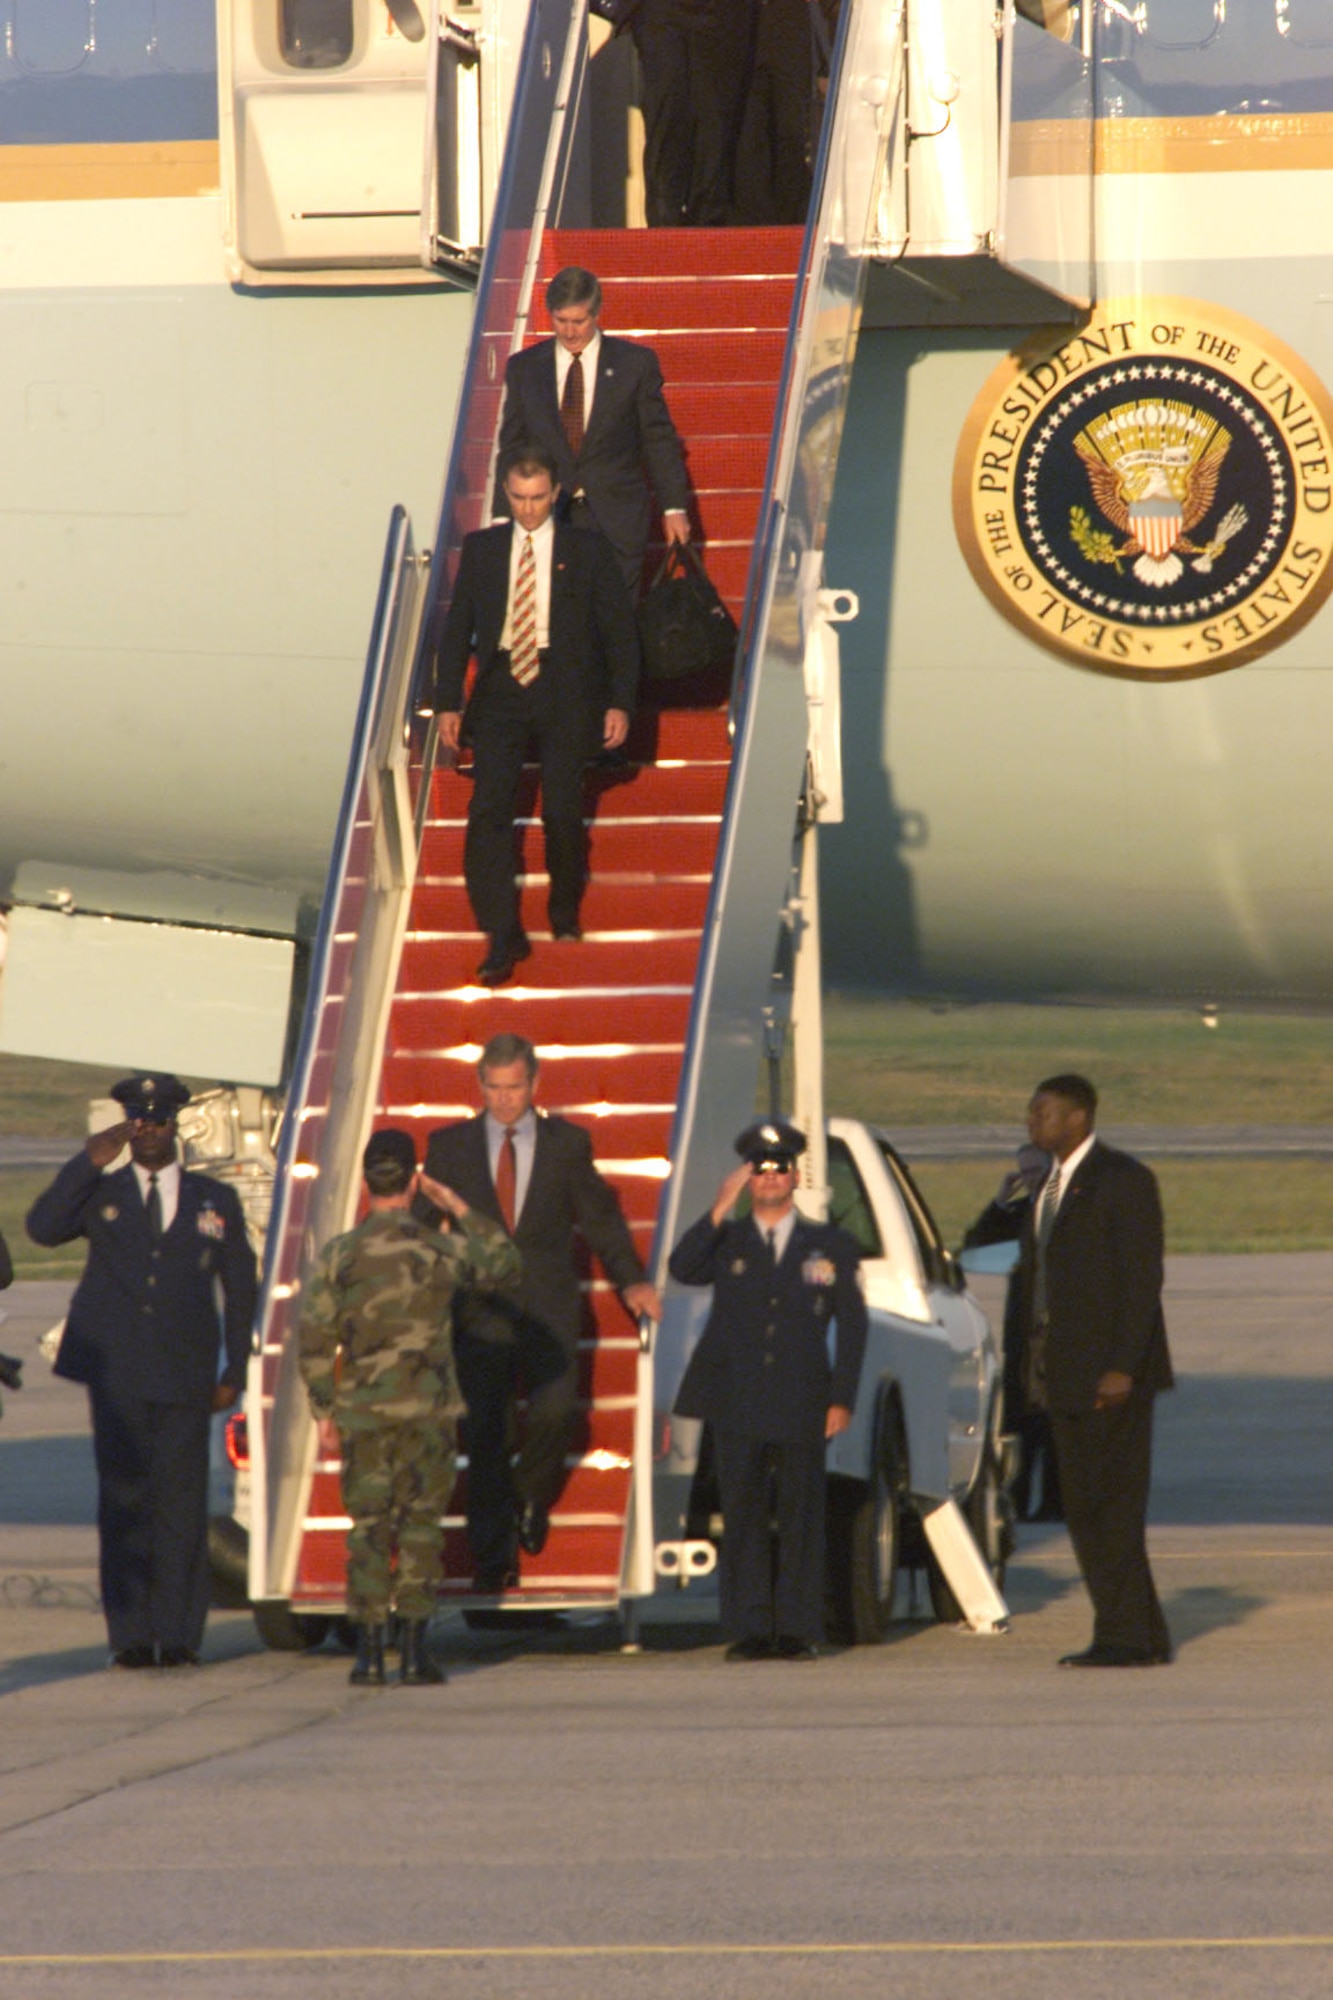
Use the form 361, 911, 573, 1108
298, 1208, 519, 1622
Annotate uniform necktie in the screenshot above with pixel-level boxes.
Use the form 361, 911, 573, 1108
509, 534, 540, 686
561, 351, 585, 457
146, 1172, 163, 1239
495, 1129, 517, 1234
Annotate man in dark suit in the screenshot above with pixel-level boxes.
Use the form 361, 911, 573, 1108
1016, 1073, 1174, 1668
612, 1, 756, 228
417, 1033, 661, 1591
27, 1073, 257, 1668
494, 265, 691, 597
436, 447, 641, 985
670, 1120, 868, 1660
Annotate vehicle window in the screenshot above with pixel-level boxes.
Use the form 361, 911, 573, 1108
826, 1137, 883, 1258
1277, 0, 1333, 46
1137, 0, 1224, 49
151, 0, 217, 72
875, 1138, 951, 1287
10, 0, 93, 74
280, 0, 354, 69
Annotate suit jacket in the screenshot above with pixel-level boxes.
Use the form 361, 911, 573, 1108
28, 1152, 257, 1404
417, 1111, 647, 1357
0, 1227, 12, 1291
1015, 1140, 1173, 1415
433, 518, 640, 722
494, 335, 690, 562
670, 1212, 868, 1444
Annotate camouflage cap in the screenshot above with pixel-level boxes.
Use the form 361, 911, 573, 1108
363, 1128, 417, 1193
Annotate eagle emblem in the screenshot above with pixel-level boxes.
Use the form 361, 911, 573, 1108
1070, 398, 1249, 588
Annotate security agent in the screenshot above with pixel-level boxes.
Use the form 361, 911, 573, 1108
669, 1120, 868, 1660
27, 1073, 257, 1668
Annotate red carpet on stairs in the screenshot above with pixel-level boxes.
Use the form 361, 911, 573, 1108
291, 227, 803, 1613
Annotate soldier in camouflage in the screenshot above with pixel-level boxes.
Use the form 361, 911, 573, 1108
297, 1128, 520, 1686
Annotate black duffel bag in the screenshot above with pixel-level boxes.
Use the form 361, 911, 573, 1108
636, 543, 738, 681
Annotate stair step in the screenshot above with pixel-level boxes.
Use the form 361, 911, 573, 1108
544, 225, 803, 279
381, 1048, 690, 1107
418, 817, 722, 875
399, 933, 702, 990
408, 879, 713, 932
390, 989, 692, 1045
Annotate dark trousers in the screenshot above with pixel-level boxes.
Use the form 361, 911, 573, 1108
464, 666, 592, 942
89, 1388, 212, 1654
733, 0, 816, 224
455, 1331, 577, 1573
713, 1429, 826, 1646
632, 0, 755, 225
1051, 1394, 1171, 1658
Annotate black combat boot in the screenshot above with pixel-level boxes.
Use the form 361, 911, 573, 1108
398, 1619, 445, 1685
349, 1622, 386, 1686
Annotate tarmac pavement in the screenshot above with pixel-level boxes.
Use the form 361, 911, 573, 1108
0, 1262, 1330, 1999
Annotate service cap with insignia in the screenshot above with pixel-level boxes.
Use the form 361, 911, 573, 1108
735, 1119, 806, 1171
110, 1073, 190, 1124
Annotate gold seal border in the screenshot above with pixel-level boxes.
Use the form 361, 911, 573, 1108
951, 296, 1333, 681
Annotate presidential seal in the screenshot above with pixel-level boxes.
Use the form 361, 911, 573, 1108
953, 298, 1333, 678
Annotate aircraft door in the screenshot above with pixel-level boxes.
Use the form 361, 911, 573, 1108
219, 0, 438, 281
419, 0, 536, 277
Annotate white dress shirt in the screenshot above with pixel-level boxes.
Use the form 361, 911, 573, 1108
485, 1109, 537, 1224
131, 1158, 181, 1232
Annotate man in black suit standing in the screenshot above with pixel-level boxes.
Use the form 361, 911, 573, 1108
436, 447, 641, 985
1016, 1074, 1174, 1668
613, 1, 756, 228
417, 1033, 661, 1591
27, 1073, 257, 1668
495, 265, 691, 598
670, 1120, 867, 1659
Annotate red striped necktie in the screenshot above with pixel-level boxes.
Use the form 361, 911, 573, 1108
510, 534, 540, 686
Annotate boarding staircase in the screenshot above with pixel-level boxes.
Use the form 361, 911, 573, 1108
246, 0, 1081, 1636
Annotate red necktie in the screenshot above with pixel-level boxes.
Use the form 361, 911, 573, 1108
561, 351, 585, 457
495, 1129, 517, 1234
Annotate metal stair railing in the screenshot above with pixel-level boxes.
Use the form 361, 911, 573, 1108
249, 0, 592, 1608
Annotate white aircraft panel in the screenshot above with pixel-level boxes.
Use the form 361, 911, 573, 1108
0, 907, 294, 1085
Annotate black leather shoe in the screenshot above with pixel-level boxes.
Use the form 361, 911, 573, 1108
1059, 1643, 1169, 1668
725, 1637, 773, 1661
110, 1645, 156, 1669
349, 1623, 387, 1685
774, 1636, 820, 1661
517, 1499, 550, 1555
472, 1564, 518, 1596
550, 923, 582, 943
158, 1647, 200, 1668
477, 935, 531, 986
399, 1619, 446, 1686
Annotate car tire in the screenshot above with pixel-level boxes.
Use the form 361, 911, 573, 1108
826, 1398, 907, 1645
251, 1602, 332, 1652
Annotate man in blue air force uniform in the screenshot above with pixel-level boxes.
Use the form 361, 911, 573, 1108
27, 1073, 257, 1668
670, 1121, 867, 1660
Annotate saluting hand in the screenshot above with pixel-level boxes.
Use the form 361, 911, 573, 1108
418, 1171, 469, 1220
85, 1121, 130, 1170
710, 1162, 752, 1226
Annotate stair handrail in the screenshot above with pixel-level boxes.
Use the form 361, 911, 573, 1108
649, 0, 908, 1295
249, 0, 595, 1607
